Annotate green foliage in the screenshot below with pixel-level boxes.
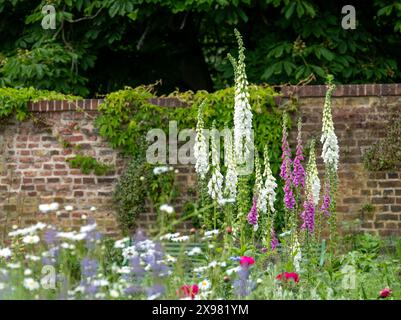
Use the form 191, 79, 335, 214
0, 44, 93, 97
114, 155, 149, 234
95, 85, 159, 156
67, 154, 113, 176
363, 112, 401, 171
1, 1, 401, 96
0, 87, 79, 121
353, 233, 381, 257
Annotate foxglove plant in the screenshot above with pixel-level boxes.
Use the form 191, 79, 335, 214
280, 113, 295, 210
293, 119, 305, 188
263, 147, 277, 213
305, 140, 320, 206
321, 181, 331, 217
301, 140, 319, 233
300, 197, 315, 234
223, 130, 238, 199
228, 29, 253, 165
247, 198, 258, 231
271, 229, 279, 251
254, 154, 266, 213
321, 76, 339, 171
207, 127, 224, 203
261, 147, 278, 252
320, 76, 339, 221
194, 101, 209, 179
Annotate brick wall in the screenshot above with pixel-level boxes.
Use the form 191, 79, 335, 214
0, 84, 400, 237
283, 85, 401, 236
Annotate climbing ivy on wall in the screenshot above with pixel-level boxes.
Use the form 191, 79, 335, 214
0, 87, 79, 121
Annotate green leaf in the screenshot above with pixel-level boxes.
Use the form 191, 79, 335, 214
284, 2, 296, 19
320, 47, 335, 61
296, 3, 305, 17
283, 61, 295, 76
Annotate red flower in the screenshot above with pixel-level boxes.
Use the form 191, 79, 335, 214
276, 272, 300, 283
177, 284, 199, 299
379, 287, 392, 298
239, 256, 255, 267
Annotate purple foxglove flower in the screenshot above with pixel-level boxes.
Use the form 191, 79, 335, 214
300, 198, 315, 233
271, 229, 279, 251
247, 198, 258, 229
280, 119, 296, 210
284, 180, 296, 210
321, 183, 331, 216
293, 120, 305, 187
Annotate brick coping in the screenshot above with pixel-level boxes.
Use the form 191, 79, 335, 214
27, 84, 401, 112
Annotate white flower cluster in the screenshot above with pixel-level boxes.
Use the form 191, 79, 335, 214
207, 129, 224, 202
230, 30, 253, 164
187, 247, 202, 256
223, 131, 237, 199
263, 150, 277, 213
8, 222, 47, 237
321, 82, 339, 171
292, 234, 302, 272
153, 166, 174, 175
254, 154, 266, 212
159, 232, 180, 241
255, 149, 277, 214
56, 223, 97, 241
306, 140, 320, 205
159, 204, 174, 214
194, 101, 209, 179
0, 247, 12, 258
38, 202, 59, 213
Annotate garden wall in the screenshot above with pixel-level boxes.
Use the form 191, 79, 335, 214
0, 84, 400, 238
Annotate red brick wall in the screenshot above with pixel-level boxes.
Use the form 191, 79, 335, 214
283, 85, 401, 236
0, 84, 400, 237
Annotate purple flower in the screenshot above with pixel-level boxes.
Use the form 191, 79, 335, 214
146, 284, 165, 300
280, 133, 292, 181
81, 257, 99, 278
284, 180, 296, 209
271, 229, 279, 251
293, 121, 305, 188
85, 231, 102, 250
125, 285, 143, 295
280, 121, 295, 210
229, 256, 241, 261
247, 198, 258, 228
129, 256, 146, 279
44, 229, 57, 245
85, 284, 99, 295
300, 198, 315, 233
233, 266, 255, 297
321, 183, 331, 216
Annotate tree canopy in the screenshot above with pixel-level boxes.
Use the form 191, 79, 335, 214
1, 0, 400, 96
